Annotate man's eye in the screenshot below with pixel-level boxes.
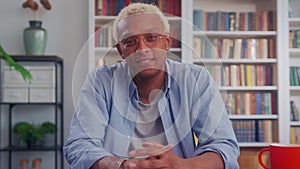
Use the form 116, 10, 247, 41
146, 34, 158, 42
123, 38, 137, 46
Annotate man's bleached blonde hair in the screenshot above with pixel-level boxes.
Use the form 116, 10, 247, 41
112, 3, 170, 42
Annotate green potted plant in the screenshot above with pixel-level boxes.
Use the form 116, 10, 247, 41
41, 121, 56, 147
29, 124, 44, 147
13, 122, 44, 147
0, 44, 32, 82
13, 122, 32, 146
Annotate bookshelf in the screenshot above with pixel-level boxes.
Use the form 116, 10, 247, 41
189, 1, 286, 168
190, 0, 282, 147
88, 0, 294, 168
288, 0, 300, 145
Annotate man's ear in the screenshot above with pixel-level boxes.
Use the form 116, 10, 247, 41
165, 34, 172, 50
116, 44, 124, 58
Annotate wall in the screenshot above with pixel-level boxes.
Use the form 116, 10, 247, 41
0, 0, 88, 168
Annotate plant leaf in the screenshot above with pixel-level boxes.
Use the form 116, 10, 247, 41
0, 45, 33, 82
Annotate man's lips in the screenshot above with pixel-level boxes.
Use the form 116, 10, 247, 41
136, 58, 155, 64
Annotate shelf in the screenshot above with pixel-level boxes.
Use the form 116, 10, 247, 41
289, 17, 300, 22
193, 31, 277, 38
194, 58, 277, 64
9, 55, 63, 63
289, 18, 300, 28
0, 145, 62, 152
94, 15, 181, 25
289, 48, 300, 56
0, 102, 63, 106
290, 86, 300, 91
290, 121, 300, 126
238, 142, 271, 147
229, 115, 278, 120
219, 86, 277, 91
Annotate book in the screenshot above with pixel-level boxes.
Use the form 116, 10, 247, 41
193, 9, 203, 30
193, 36, 201, 59
263, 120, 272, 143
257, 38, 268, 58
228, 12, 236, 31
95, 0, 103, 15
233, 39, 242, 59
244, 92, 251, 115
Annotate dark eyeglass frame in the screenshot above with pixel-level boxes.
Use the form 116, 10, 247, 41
119, 33, 164, 50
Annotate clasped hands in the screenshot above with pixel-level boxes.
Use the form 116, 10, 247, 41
123, 142, 185, 169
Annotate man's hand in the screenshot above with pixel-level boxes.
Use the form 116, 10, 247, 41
122, 141, 224, 169
124, 142, 187, 169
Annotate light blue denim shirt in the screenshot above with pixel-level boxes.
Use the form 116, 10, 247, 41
63, 59, 240, 169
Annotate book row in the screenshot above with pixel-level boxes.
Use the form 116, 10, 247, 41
95, 0, 181, 16
193, 9, 276, 31
95, 25, 116, 48
225, 92, 276, 116
206, 64, 274, 86
94, 23, 181, 48
290, 66, 300, 86
193, 37, 276, 59
290, 101, 300, 122
290, 127, 300, 144
231, 120, 272, 143
289, 29, 300, 48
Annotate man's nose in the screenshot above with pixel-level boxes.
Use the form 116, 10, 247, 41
136, 37, 149, 51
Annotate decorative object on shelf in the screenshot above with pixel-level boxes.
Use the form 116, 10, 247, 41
0, 45, 32, 81
41, 121, 56, 147
18, 158, 29, 169
13, 122, 44, 147
31, 158, 43, 169
22, 0, 52, 55
23, 20, 47, 55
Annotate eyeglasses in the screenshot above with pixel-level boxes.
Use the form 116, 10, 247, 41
119, 33, 164, 50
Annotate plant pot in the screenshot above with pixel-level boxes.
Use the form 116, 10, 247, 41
43, 133, 55, 147
23, 20, 47, 55
12, 134, 27, 147
26, 138, 37, 148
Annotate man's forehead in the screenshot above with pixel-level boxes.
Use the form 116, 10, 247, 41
116, 13, 164, 39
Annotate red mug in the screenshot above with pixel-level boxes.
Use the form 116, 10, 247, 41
258, 144, 300, 169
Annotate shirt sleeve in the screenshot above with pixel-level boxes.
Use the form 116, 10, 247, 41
63, 70, 113, 168
191, 67, 240, 169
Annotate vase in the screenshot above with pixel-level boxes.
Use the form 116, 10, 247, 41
23, 20, 47, 55
43, 133, 55, 147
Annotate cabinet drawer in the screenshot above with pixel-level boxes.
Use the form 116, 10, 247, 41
29, 88, 55, 102
2, 87, 28, 102
3, 69, 28, 87
30, 68, 55, 87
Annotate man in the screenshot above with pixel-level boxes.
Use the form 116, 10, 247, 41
64, 3, 240, 169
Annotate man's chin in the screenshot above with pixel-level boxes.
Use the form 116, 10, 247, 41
134, 68, 162, 79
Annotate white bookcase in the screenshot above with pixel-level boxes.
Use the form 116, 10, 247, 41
182, 0, 289, 147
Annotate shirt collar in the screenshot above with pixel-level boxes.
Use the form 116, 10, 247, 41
127, 59, 172, 100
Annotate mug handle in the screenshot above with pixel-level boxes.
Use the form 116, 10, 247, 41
258, 148, 271, 169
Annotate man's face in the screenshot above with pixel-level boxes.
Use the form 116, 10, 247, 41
116, 13, 171, 79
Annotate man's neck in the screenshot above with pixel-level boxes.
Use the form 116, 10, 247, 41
134, 71, 166, 104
